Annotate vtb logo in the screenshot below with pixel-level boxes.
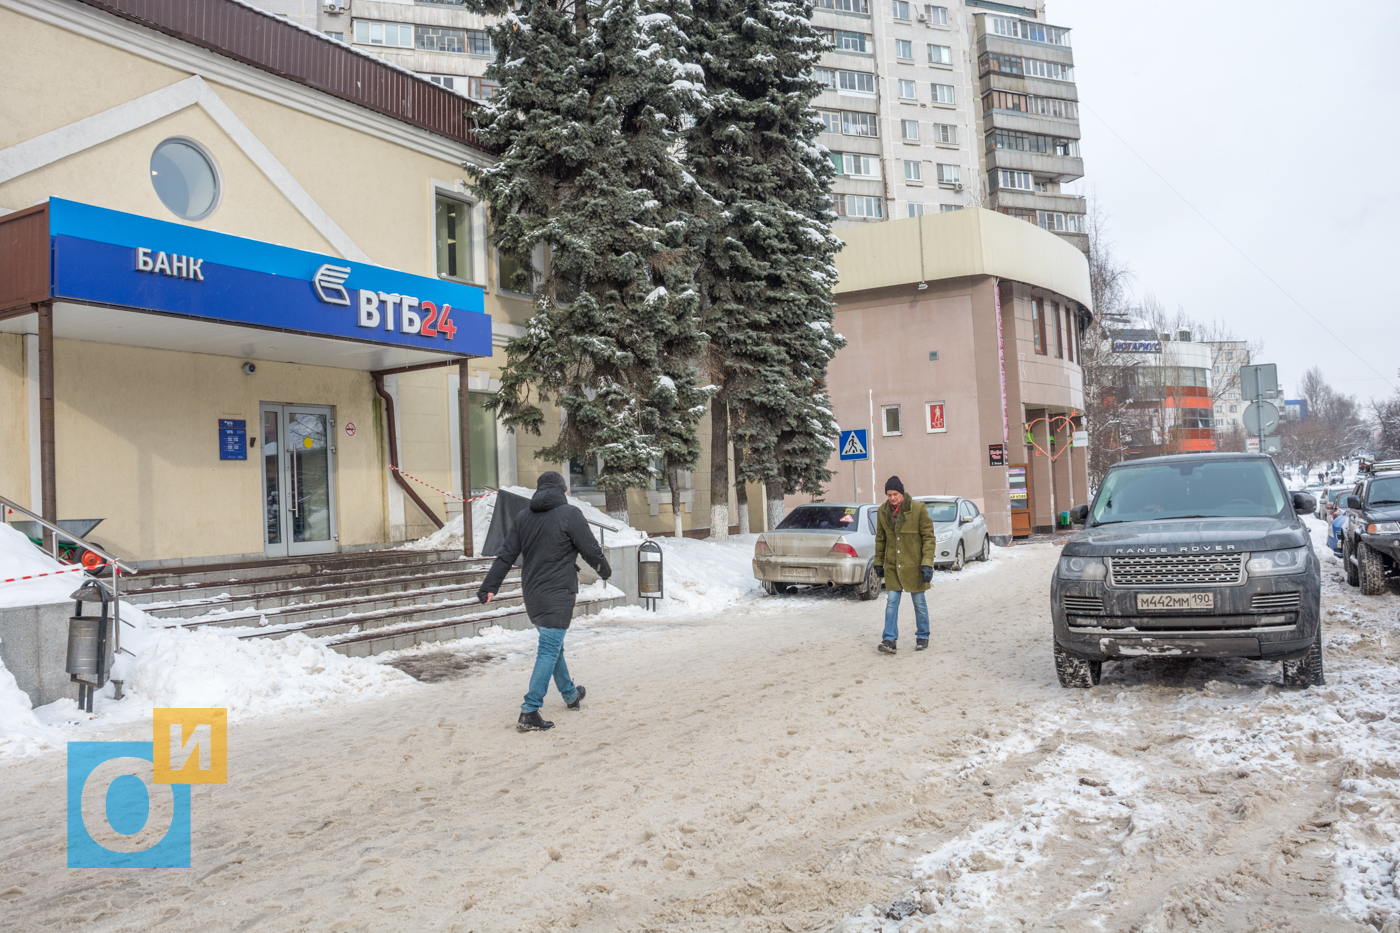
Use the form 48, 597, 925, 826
67, 709, 227, 868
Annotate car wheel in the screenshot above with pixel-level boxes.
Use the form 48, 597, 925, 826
1281, 632, 1325, 688
950, 542, 965, 572
1359, 541, 1387, 596
856, 562, 880, 601
977, 535, 990, 562
1054, 642, 1101, 688
1344, 534, 1360, 587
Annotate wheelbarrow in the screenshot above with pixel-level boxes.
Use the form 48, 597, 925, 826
9, 518, 108, 570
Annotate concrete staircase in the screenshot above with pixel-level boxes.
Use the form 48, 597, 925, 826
124, 548, 624, 657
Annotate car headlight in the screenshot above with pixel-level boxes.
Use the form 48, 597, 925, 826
1366, 522, 1400, 534
1058, 556, 1107, 581
936, 529, 955, 542
1245, 547, 1308, 576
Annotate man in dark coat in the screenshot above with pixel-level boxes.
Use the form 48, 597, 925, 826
478, 472, 612, 732
872, 475, 936, 654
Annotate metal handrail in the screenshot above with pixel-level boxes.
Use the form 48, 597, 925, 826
0, 494, 137, 654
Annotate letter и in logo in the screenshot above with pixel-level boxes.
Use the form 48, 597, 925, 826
312, 263, 352, 306
153, 708, 228, 785
67, 742, 191, 868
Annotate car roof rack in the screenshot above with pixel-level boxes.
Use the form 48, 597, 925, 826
1360, 459, 1400, 474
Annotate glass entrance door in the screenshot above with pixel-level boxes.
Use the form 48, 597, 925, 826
261, 404, 337, 557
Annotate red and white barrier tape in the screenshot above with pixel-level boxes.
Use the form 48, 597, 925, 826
390, 465, 495, 504
1, 564, 103, 585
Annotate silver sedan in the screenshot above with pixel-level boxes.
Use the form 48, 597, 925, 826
915, 496, 991, 571
752, 502, 883, 599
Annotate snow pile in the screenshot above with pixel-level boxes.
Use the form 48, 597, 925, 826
633, 534, 764, 614
0, 520, 80, 609
0, 521, 413, 759
400, 487, 648, 553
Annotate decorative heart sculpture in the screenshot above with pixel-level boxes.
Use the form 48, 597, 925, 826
1025, 413, 1079, 461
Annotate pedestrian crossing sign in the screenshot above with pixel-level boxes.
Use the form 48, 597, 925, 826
839, 429, 868, 461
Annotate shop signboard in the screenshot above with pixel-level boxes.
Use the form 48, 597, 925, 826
988, 444, 1006, 467
45, 199, 490, 357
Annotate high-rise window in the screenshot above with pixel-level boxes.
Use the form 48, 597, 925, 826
1024, 58, 1073, 81
818, 111, 841, 134
835, 30, 870, 52
936, 163, 960, 186
925, 5, 948, 25
930, 83, 955, 105
900, 119, 920, 141
892, 0, 910, 18
927, 44, 951, 65
1053, 301, 1064, 358
987, 16, 1070, 46
815, 0, 870, 12
840, 152, 873, 176
978, 51, 1022, 76
939, 204, 962, 212
842, 111, 877, 136
813, 68, 837, 89
904, 160, 922, 181
416, 25, 467, 52
907, 203, 927, 217
983, 90, 1027, 113
994, 169, 1033, 191
934, 123, 957, 144
353, 20, 413, 47
841, 195, 883, 218
838, 70, 877, 95
466, 29, 492, 55
1031, 298, 1047, 354
1065, 308, 1075, 362
435, 194, 472, 281
895, 39, 913, 59
986, 130, 1079, 157
882, 405, 903, 435
898, 79, 917, 100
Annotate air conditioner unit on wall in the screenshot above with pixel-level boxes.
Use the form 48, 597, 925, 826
917, 11, 927, 21
323, 0, 345, 12
954, 182, 963, 191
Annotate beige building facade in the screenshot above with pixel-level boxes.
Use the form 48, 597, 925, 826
806, 208, 1091, 540
0, 0, 735, 569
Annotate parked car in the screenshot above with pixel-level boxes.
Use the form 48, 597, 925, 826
1327, 513, 1345, 558
914, 496, 991, 571
752, 503, 882, 599
1315, 485, 1349, 521
1052, 453, 1322, 689
1324, 486, 1352, 521
1341, 460, 1400, 595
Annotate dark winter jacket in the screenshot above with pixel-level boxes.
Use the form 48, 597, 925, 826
874, 497, 936, 593
477, 484, 612, 629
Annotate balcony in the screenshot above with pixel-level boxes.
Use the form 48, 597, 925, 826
989, 189, 1085, 213
984, 147, 1083, 183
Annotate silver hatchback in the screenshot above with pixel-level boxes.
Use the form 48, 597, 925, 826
915, 496, 992, 571
752, 502, 883, 599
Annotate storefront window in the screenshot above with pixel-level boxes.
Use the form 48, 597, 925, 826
435, 194, 472, 281
150, 139, 219, 220
569, 456, 601, 491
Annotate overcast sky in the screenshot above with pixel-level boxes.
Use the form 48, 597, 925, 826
1051, 0, 1398, 404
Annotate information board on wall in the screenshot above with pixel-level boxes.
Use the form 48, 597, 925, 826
988, 444, 1007, 467
219, 419, 247, 461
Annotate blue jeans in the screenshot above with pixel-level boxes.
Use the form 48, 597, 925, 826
522, 626, 580, 713
883, 590, 929, 643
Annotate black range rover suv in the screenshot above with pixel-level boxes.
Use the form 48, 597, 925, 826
1051, 453, 1322, 689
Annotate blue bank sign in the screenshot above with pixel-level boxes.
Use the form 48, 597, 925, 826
47, 199, 490, 357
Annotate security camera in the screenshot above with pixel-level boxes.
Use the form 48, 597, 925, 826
241, 362, 256, 375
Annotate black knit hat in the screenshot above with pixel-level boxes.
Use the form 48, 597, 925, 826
538, 471, 566, 490
884, 475, 906, 495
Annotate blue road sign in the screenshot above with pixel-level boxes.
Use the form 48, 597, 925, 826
839, 429, 868, 461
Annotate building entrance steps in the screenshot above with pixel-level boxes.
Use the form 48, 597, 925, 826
134, 547, 627, 659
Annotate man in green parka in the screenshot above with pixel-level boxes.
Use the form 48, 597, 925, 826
873, 475, 936, 653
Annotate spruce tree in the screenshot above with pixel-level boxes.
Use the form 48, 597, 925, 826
468, 0, 711, 521
686, 0, 843, 535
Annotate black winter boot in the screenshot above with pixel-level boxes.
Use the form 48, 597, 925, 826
517, 710, 555, 732
916, 638, 929, 651
566, 685, 586, 710
878, 639, 897, 654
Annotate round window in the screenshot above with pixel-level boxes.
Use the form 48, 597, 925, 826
149, 139, 219, 220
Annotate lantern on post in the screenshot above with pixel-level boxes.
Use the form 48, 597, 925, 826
638, 539, 664, 611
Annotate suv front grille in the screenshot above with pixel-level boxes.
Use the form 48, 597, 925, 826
1251, 592, 1301, 611
1063, 595, 1104, 613
1107, 554, 1245, 587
